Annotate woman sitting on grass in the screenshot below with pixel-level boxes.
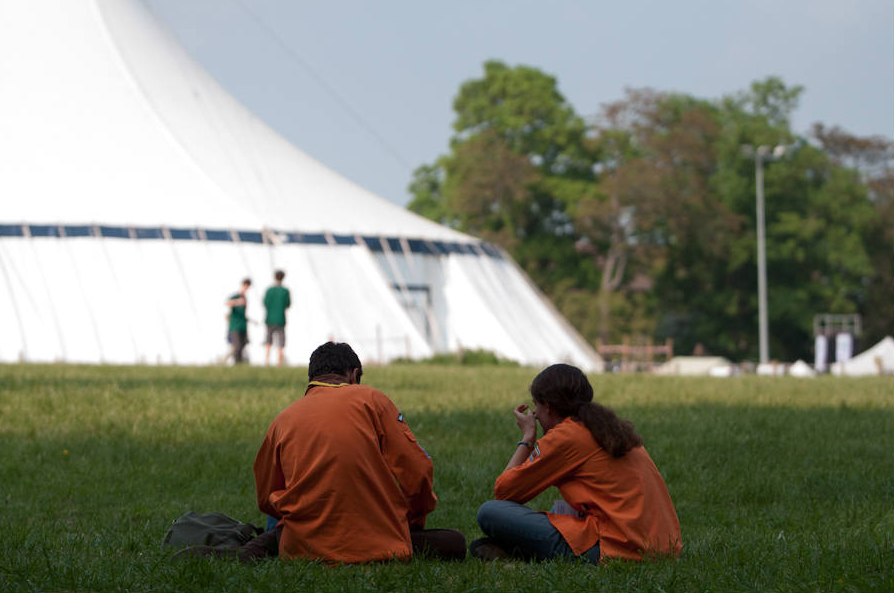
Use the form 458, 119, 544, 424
472, 363, 682, 564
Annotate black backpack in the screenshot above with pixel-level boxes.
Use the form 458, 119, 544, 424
162, 511, 262, 550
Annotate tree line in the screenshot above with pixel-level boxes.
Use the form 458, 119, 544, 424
408, 61, 893, 363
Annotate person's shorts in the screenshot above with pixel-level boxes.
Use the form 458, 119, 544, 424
265, 325, 285, 347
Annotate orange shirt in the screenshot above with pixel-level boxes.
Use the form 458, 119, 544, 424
253, 382, 437, 564
494, 417, 681, 561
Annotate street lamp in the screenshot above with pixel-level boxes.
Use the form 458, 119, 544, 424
741, 143, 794, 365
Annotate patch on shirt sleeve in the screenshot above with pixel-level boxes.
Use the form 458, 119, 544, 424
397, 412, 404, 422
529, 444, 541, 461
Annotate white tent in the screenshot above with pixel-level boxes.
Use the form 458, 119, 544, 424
830, 337, 894, 377
653, 356, 734, 376
0, 0, 602, 370
788, 360, 817, 378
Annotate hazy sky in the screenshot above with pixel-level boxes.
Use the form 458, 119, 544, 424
141, 0, 893, 207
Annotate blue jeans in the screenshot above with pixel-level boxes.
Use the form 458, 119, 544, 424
477, 500, 600, 564
266, 515, 278, 532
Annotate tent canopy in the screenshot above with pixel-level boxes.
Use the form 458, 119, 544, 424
0, 0, 603, 371
831, 337, 894, 377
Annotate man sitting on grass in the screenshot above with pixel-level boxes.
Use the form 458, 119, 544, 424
256, 341, 465, 562
177, 341, 465, 564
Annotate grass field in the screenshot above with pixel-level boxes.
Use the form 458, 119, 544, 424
0, 363, 892, 592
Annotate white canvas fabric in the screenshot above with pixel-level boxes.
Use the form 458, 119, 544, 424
830, 336, 894, 376
0, 0, 603, 371
788, 360, 817, 378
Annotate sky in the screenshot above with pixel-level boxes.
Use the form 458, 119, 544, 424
140, 0, 893, 207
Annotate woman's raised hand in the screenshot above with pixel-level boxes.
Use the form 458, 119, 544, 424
513, 404, 537, 442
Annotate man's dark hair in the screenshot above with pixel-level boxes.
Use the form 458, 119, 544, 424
308, 342, 362, 382
242, 278, 252, 287
274, 270, 285, 282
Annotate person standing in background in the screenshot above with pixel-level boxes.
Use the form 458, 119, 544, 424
263, 270, 291, 366
226, 278, 252, 364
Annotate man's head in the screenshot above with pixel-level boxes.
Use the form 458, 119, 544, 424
274, 270, 285, 283
241, 278, 252, 291
308, 342, 362, 383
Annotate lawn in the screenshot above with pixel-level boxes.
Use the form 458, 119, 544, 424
0, 363, 891, 592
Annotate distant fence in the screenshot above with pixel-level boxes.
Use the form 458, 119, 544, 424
596, 337, 674, 372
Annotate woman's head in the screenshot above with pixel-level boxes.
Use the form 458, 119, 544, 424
529, 363, 593, 418
530, 363, 642, 457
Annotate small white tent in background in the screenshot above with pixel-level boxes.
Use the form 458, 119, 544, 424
787, 360, 817, 378
831, 337, 894, 377
654, 356, 735, 377
0, 0, 602, 370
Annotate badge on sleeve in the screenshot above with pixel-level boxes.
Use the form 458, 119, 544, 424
528, 444, 541, 462
397, 412, 404, 422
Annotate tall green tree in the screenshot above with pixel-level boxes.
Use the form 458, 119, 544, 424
590, 78, 880, 360
811, 124, 894, 347
407, 60, 594, 293
410, 64, 887, 362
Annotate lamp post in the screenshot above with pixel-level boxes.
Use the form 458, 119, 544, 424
742, 143, 790, 365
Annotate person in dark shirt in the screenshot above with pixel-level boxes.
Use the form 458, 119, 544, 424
263, 270, 291, 366
225, 278, 251, 363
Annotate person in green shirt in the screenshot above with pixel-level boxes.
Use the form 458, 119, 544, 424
263, 270, 291, 366
226, 278, 252, 364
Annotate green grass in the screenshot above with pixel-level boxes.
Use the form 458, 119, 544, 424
0, 363, 892, 592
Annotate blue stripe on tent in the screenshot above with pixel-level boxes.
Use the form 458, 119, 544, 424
434, 241, 464, 255
169, 228, 198, 240
407, 239, 434, 255
302, 233, 327, 245
63, 225, 93, 237
0, 224, 25, 237
100, 226, 129, 238
480, 243, 503, 259
362, 236, 383, 252
29, 225, 59, 237
135, 227, 164, 239
237, 231, 264, 244
204, 229, 232, 242
1, 223, 500, 259
283, 232, 327, 245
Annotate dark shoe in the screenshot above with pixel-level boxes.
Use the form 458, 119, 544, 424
469, 537, 510, 561
172, 530, 279, 564
410, 528, 467, 561
237, 529, 279, 561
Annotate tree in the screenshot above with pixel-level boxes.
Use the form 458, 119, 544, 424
408, 60, 595, 298
407, 163, 449, 226
811, 124, 894, 347
441, 130, 540, 251
451, 60, 590, 176
410, 65, 887, 362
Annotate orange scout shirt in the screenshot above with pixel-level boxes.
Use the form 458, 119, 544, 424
253, 382, 437, 564
494, 417, 681, 561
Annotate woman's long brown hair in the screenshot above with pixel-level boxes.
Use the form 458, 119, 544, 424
530, 363, 642, 457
